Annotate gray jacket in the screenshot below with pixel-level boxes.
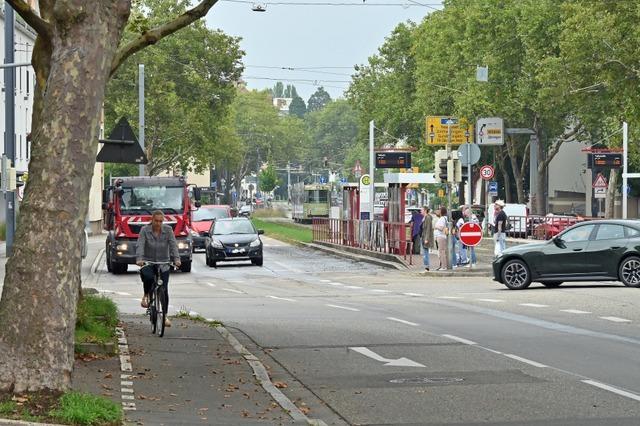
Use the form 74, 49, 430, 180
135, 224, 180, 263
421, 213, 435, 249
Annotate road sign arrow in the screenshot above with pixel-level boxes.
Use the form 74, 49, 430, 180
349, 347, 426, 368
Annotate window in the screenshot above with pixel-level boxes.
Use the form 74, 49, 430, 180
561, 224, 596, 243
625, 226, 640, 238
595, 224, 625, 241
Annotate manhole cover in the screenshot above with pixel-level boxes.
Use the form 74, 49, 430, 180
389, 377, 465, 384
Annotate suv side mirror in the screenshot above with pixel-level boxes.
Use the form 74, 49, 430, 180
553, 237, 566, 248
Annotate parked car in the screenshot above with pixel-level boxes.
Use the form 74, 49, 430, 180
493, 220, 640, 289
190, 205, 232, 251
205, 218, 264, 268
239, 204, 252, 217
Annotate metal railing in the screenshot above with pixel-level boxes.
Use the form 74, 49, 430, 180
312, 218, 414, 265
499, 215, 603, 240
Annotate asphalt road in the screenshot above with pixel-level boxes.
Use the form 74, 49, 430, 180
88, 236, 640, 425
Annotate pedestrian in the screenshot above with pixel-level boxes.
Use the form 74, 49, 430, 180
455, 211, 469, 267
493, 200, 508, 257
421, 206, 434, 271
409, 207, 423, 255
463, 206, 478, 268
434, 206, 449, 270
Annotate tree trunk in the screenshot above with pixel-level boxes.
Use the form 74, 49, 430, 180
535, 132, 547, 215
0, 1, 131, 393
505, 136, 526, 204
497, 150, 511, 203
605, 169, 618, 218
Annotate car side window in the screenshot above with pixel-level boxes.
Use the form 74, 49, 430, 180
625, 226, 640, 238
595, 224, 625, 240
561, 224, 596, 243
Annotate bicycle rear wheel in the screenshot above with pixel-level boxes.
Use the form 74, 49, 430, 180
157, 285, 168, 337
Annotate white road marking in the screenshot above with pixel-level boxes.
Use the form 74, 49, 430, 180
504, 354, 547, 368
403, 292, 424, 297
371, 289, 391, 293
477, 298, 504, 303
206, 282, 216, 288
121, 395, 135, 400
600, 316, 632, 323
328, 282, 344, 286
561, 309, 591, 314
345, 285, 363, 289
387, 317, 419, 326
437, 296, 463, 299
319, 279, 332, 283
519, 303, 549, 308
481, 347, 503, 355
326, 304, 360, 312
267, 295, 296, 302
349, 347, 425, 367
115, 291, 131, 296
582, 380, 640, 402
121, 381, 133, 386
442, 334, 477, 345
116, 327, 136, 412
222, 288, 243, 294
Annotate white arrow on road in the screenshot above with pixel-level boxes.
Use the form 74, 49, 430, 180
349, 347, 425, 367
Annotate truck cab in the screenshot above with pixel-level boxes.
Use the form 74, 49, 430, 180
103, 176, 199, 273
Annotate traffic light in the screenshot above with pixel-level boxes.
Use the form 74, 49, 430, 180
434, 150, 448, 183
454, 159, 462, 183
447, 159, 455, 182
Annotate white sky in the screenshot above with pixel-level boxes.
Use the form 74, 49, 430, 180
206, 0, 441, 101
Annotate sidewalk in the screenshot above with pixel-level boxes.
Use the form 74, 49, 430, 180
72, 315, 296, 425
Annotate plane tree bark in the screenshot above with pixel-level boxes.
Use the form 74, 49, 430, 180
0, 0, 219, 394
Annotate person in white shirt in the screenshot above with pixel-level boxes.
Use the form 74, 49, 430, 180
455, 215, 469, 266
463, 206, 478, 268
434, 207, 449, 270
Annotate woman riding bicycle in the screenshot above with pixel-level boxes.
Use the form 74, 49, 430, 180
136, 210, 181, 327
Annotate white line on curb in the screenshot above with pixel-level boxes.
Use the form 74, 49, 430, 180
600, 316, 632, 323
214, 325, 327, 425
326, 304, 360, 312
387, 317, 419, 326
582, 379, 640, 402
442, 334, 477, 345
115, 327, 136, 412
504, 354, 547, 368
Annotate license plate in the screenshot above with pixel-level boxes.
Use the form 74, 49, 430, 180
230, 248, 245, 254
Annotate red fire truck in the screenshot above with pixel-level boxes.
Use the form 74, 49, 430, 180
102, 176, 200, 274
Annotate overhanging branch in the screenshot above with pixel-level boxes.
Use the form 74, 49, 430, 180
6, 0, 52, 39
110, 0, 219, 77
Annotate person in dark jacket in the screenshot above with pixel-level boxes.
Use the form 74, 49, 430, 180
409, 207, 423, 254
420, 206, 434, 271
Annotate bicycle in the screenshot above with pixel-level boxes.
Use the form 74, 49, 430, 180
142, 261, 173, 337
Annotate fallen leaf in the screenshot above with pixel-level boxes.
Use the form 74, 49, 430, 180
104, 373, 112, 379
274, 381, 288, 389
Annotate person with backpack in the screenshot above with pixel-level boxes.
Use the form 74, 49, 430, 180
493, 200, 508, 257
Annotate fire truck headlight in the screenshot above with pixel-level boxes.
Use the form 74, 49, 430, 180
116, 243, 128, 251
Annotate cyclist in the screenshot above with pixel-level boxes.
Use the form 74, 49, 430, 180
136, 210, 181, 327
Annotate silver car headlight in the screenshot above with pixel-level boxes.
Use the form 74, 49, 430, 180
211, 239, 223, 249
177, 241, 190, 250
250, 238, 261, 247
116, 243, 128, 251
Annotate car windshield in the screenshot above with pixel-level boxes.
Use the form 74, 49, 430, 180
120, 186, 183, 214
213, 220, 256, 235
193, 207, 229, 221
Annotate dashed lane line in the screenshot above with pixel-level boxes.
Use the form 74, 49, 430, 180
504, 354, 548, 368
582, 380, 640, 403
328, 282, 344, 286
519, 303, 549, 308
326, 304, 360, 312
561, 309, 591, 314
266, 295, 296, 302
600, 316, 632, 323
206, 282, 216, 287
442, 334, 477, 345
477, 298, 504, 303
222, 288, 243, 294
344, 285, 363, 289
387, 317, 419, 327
436, 296, 464, 299
371, 289, 391, 293
403, 292, 425, 297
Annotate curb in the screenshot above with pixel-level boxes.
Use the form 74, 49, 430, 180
0, 420, 65, 426
417, 269, 493, 278
214, 325, 328, 426
302, 243, 404, 270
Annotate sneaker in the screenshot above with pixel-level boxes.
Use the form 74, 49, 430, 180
140, 295, 149, 308
425, 267, 430, 271
164, 318, 172, 327
465, 263, 472, 268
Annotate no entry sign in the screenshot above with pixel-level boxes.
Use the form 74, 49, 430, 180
459, 222, 483, 247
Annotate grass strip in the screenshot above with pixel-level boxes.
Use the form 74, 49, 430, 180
252, 218, 312, 244
75, 295, 119, 352
50, 392, 122, 426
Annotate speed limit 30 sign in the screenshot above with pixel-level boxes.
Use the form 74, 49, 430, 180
480, 165, 495, 180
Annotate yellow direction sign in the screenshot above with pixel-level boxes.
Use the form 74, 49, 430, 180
426, 116, 474, 145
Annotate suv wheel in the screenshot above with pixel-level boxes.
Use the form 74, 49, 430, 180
501, 259, 532, 290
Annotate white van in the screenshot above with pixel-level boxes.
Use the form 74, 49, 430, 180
487, 203, 528, 238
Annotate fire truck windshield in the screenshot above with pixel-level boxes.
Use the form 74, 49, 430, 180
120, 186, 184, 214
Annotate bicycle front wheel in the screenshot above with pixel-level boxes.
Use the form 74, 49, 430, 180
157, 286, 168, 337
149, 293, 157, 335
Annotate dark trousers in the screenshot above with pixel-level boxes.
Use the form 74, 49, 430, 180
140, 265, 170, 305
412, 234, 421, 254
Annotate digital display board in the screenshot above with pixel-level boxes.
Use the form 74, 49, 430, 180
587, 153, 622, 169
375, 152, 411, 169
